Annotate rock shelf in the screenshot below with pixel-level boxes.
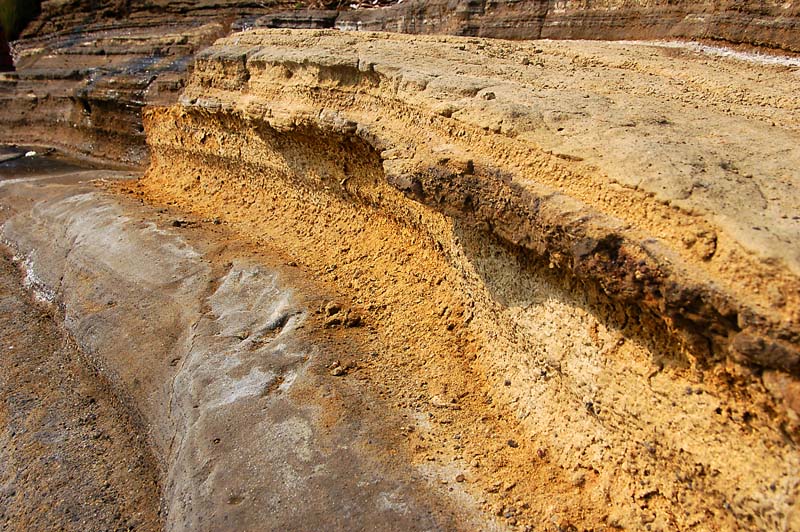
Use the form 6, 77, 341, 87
2, 3, 800, 529
133, 29, 800, 530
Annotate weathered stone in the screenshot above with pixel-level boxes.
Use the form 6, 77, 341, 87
135, 30, 800, 529
335, 0, 800, 52
0, 169, 491, 532
3, 1, 800, 165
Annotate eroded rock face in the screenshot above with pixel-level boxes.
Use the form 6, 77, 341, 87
169, 29, 800, 375
0, 21, 228, 164
334, 0, 800, 52
1, 0, 799, 166
0, 0, 334, 164
23, 0, 800, 53
2, 2, 800, 530
0, 171, 494, 532
138, 30, 800, 530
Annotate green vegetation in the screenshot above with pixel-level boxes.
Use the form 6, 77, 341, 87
0, 0, 41, 40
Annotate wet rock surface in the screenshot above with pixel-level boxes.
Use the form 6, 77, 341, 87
0, 20, 228, 164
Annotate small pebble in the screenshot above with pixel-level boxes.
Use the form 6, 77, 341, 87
537, 448, 547, 459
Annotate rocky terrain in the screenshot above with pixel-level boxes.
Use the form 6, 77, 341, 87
1, 17, 227, 164
2, 163, 502, 531
133, 29, 800, 530
18, 0, 800, 52
336, 0, 800, 52
2, 0, 800, 165
0, 2, 799, 532
0, 245, 162, 532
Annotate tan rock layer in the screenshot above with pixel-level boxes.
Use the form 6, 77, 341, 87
138, 29, 800, 529
393, 164, 800, 374
4, 0, 799, 164
171, 30, 799, 379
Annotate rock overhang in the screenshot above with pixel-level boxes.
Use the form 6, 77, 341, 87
158, 28, 800, 379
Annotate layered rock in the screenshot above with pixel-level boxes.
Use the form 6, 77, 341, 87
0, 0, 323, 164
0, 21, 233, 163
1, 169, 495, 531
137, 29, 800, 530
333, 0, 800, 52
25, 0, 800, 53
2, 0, 798, 164
2, 1, 799, 529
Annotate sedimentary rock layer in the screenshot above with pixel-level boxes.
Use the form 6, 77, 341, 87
23, 0, 800, 53
0, 0, 324, 164
3, 0, 798, 165
164, 29, 800, 376
0, 20, 232, 164
138, 29, 800, 530
334, 0, 800, 52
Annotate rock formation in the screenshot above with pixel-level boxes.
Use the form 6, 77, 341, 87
1, 0, 800, 164
135, 29, 800, 530
1, 1, 800, 531
335, 0, 800, 52
1, 170, 494, 531
20, 0, 800, 53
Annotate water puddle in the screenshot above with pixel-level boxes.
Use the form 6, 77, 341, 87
0, 145, 99, 179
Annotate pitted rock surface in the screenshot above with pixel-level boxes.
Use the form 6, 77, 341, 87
132, 29, 800, 530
